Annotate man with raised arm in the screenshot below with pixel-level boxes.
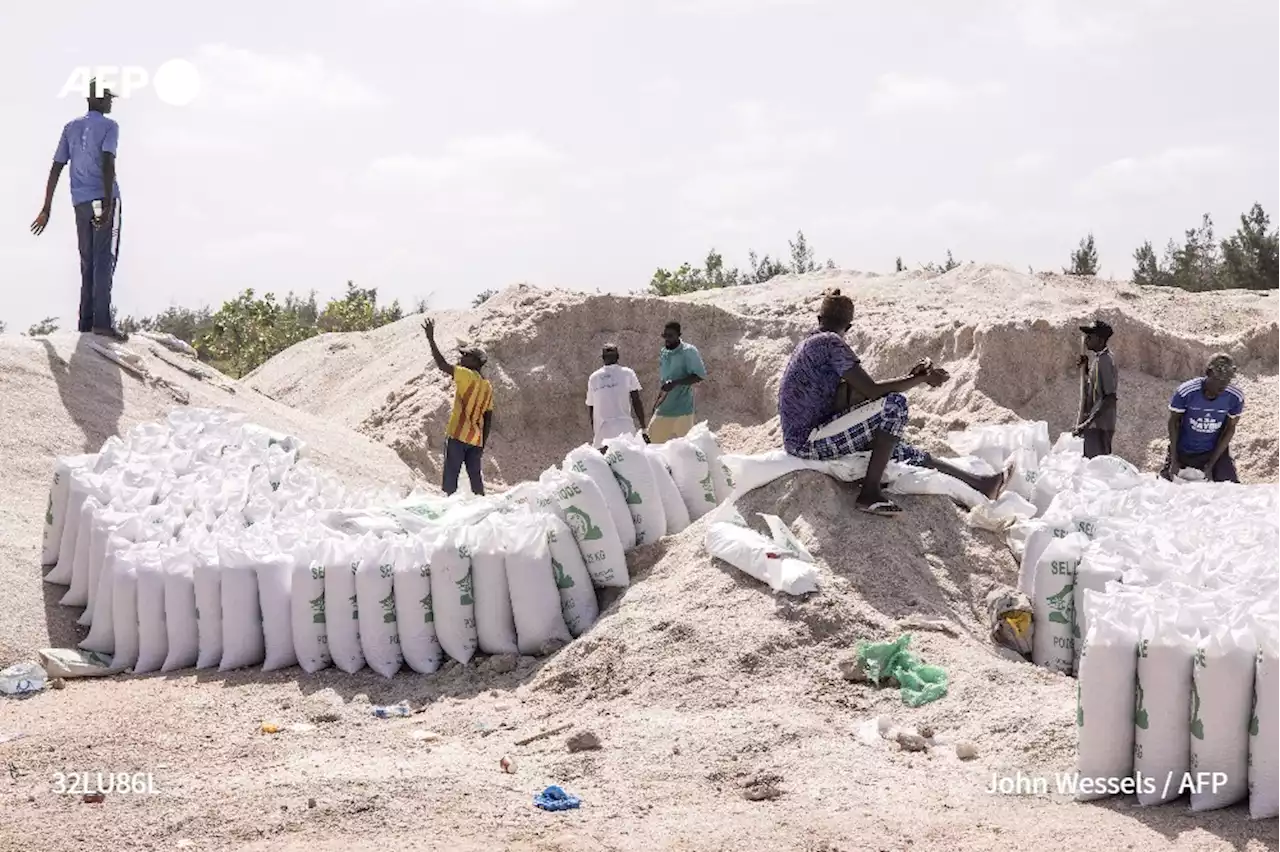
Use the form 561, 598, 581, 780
422, 318, 494, 496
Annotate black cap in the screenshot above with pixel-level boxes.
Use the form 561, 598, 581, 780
88, 78, 115, 99
1079, 320, 1114, 339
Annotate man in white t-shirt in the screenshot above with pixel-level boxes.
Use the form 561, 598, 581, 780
586, 343, 648, 447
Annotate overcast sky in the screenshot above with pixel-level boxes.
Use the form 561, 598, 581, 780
1, 0, 1276, 330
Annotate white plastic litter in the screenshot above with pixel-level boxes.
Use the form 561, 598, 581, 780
704, 518, 819, 596
760, 514, 814, 563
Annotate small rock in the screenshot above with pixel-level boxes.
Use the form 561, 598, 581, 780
82, 793, 106, 804
836, 655, 868, 683
50, 678, 66, 690
500, 755, 516, 774
918, 724, 935, 740
672, 744, 681, 755
895, 732, 928, 752
955, 741, 978, 760
280, 804, 288, 812
741, 776, 783, 802
27, 794, 35, 803
489, 654, 518, 674
308, 709, 341, 724
307, 798, 317, 809
566, 731, 602, 753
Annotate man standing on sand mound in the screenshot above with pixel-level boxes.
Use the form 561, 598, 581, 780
423, 318, 494, 496
648, 320, 707, 443
778, 289, 1011, 517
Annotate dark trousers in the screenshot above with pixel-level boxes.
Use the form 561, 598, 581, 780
1082, 429, 1113, 459
442, 438, 484, 496
1160, 447, 1239, 483
74, 201, 116, 332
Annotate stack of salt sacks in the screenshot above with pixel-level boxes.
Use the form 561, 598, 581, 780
1001, 433, 1278, 819
41, 410, 733, 679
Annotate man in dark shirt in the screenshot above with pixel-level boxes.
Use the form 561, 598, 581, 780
30, 79, 126, 339
777, 289, 1010, 516
1073, 320, 1118, 458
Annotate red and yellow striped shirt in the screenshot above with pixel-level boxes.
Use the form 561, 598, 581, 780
447, 366, 494, 447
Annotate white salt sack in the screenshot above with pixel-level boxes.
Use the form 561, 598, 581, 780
192, 547, 223, 670
1075, 591, 1140, 800
324, 534, 367, 674
255, 545, 299, 674
1135, 607, 1198, 806
356, 536, 403, 678
133, 548, 169, 675
109, 546, 145, 670
161, 551, 199, 673
688, 422, 731, 503
1250, 618, 1280, 819
545, 515, 599, 637
430, 527, 478, 665
1031, 533, 1086, 674
660, 438, 718, 520
1189, 619, 1257, 812
543, 468, 629, 588
393, 537, 443, 675
48, 473, 92, 585
292, 549, 332, 674
645, 448, 690, 535
41, 454, 95, 565
603, 434, 667, 546
464, 515, 519, 656
564, 445, 636, 551
217, 541, 266, 672
504, 517, 571, 655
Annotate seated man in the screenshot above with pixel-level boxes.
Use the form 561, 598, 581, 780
778, 289, 1009, 516
1160, 354, 1244, 483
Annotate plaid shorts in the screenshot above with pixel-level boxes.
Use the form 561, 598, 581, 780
791, 392, 930, 466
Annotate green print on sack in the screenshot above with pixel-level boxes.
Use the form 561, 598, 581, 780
1045, 581, 1075, 625
570, 460, 587, 474
722, 463, 735, 488
1076, 682, 1083, 727
1134, 675, 1149, 729
1190, 648, 1206, 740
310, 592, 326, 624
1249, 688, 1259, 736
699, 471, 716, 503
380, 590, 396, 624
457, 572, 474, 606
552, 557, 574, 590
564, 506, 603, 542
45, 495, 53, 526
348, 593, 359, 621
613, 471, 642, 506
420, 592, 434, 624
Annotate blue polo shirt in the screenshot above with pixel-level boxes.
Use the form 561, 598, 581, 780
656, 342, 707, 417
53, 111, 120, 205
1169, 378, 1244, 455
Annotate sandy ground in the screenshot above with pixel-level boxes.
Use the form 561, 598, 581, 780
2, 268, 1277, 851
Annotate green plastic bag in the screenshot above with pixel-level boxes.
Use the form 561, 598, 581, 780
855, 633, 948, 707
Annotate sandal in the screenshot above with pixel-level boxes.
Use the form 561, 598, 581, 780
857, 499, 903, 517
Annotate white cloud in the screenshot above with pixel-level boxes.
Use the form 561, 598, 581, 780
868, 74, 1007, 114
192, 44, 385, 110
971, 0, 1184, 50
1077, 146, 1234, 196
927, 200, 999, 225
999, 150, 1054, 175
204, 231, 305, 261
367, 133, 562, 187
135, 125, 260, 156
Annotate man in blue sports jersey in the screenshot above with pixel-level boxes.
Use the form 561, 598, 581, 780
1160, 354, 1244, 483
30, 79, 126, 340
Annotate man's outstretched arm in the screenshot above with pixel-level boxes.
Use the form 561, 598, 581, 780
31, 162, 66, 235
840, 361, 933, 403
1205, 416, 1237, 476
421, 319, 455, 378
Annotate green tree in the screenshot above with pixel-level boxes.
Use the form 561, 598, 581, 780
472, 288, 498, 307
197, 289, 318, 378
922, 250, 960, 274
0, 320, 7, 333
1220, 203, 1279, 290
1167, 214, 1221, 291
317, 282, 402, 332
27, 317, 59, 336
1066, 233, 1099, 276
747, 250, 789, 284
789, 230, 816, 274
824, 258, 836, 270
1131, 241, 1170, 287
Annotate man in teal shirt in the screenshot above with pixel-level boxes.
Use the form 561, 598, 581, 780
649, 321, 707, 443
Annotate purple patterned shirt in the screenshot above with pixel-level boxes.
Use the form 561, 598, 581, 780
778, 330, 860, 453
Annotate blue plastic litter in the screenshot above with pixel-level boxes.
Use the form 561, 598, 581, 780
534, 785, 581, 811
